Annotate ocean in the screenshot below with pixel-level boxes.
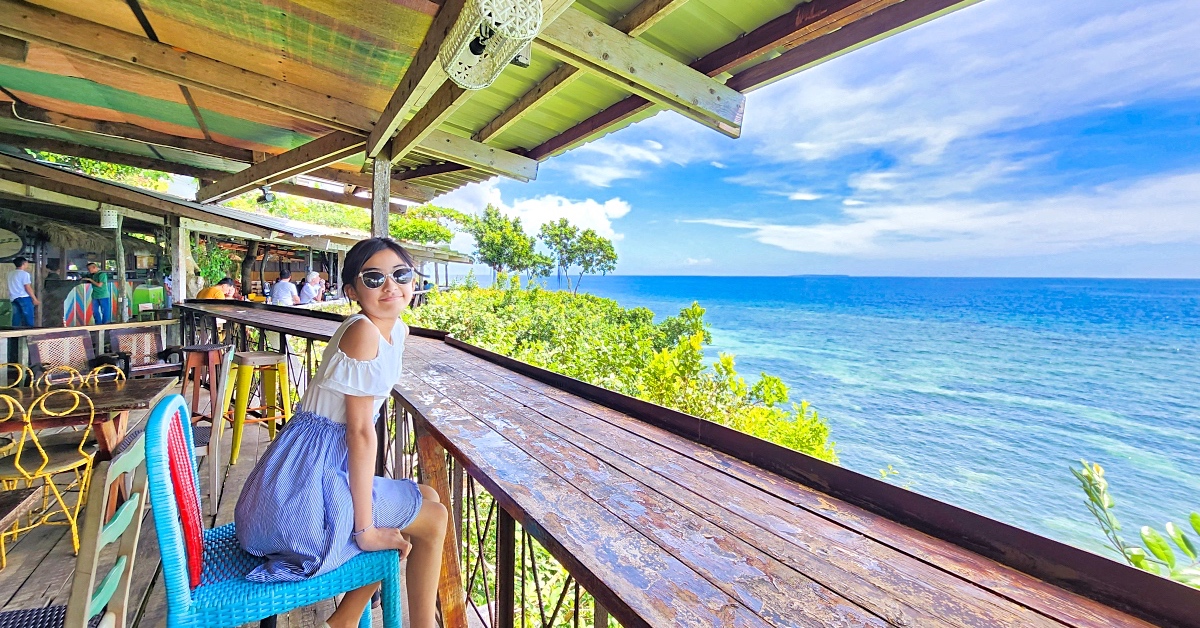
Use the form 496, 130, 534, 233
571, 275, 1200, 555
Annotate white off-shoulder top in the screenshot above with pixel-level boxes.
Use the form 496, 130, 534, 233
300, 313, 407, 422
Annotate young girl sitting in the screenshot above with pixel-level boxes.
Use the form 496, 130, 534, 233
235, 238, 448, 628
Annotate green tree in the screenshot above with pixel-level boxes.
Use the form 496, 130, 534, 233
462, 205, 535, 275
538, 218, 580, 289
571, 229, 617, 293
390, 204, 470, 244
30, 151, 171, 191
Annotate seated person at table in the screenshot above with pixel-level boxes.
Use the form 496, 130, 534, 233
298, 271, 324, 305
270, 270, 299, 306
196, 277, 235, 300
84, 261, 111, 324
236, 238, 446, 628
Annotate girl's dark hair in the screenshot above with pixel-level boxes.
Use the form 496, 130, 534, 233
340, 237, 419, 293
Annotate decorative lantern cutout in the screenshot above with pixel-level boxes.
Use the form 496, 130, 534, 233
439, 0, 542, 90
99, 206, 121, 229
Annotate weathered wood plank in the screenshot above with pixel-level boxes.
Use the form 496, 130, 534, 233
396, 382, 774, 628
413, 340, 1154, 628
0, 523, 68, 607
414, 420, 469, 628
405, 351, 1083, 628
403, 355, 891, 627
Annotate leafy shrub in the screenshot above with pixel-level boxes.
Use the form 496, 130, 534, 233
405, 280, 837, 462
1072, 460, 1200, 588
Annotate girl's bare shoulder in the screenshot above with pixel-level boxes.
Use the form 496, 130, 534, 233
338, 317, 381, 361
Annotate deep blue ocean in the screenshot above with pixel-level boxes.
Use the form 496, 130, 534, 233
571, 275, 1200, 555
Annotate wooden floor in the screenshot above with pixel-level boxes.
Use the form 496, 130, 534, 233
0, 389, 351, 628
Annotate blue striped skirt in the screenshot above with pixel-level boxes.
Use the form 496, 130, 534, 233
234, 411, 423, 582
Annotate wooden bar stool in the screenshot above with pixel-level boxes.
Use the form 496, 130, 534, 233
229, 351, 292, 464
181, 344, 226, 421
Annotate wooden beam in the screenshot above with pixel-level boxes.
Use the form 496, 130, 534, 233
692, 0, 882, 76
527, 0, 926, 160
0, 0, 529, 176
364, 0, 468, 158
197, 131, 365, 203
473, 0, 688, 145
536, 9, 745, 136
0, 132, 236, 180
371, 155, 391, 237
271, 182, 373, 210
526, 96, 655, 160
0, 0, 376, 133
0, 104, 254, 161
726, 0, 982, 91
395, 162, 470, 181
308, 168, 437, 204
419, 130, 536, 182
0, 32, 27, 62
389, 82, 473, 164
474, 64, 583, 144
0, 155, 275, 238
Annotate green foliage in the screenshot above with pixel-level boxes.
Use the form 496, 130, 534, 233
191, 238, 234, 286
406, 286, 837, 462
226, 192, 370, 231
31, 151, 171, 191
389, 205, 470, 244
1072, 460, 1200, 588
538, 218, 580, 288
461, 205, 535, 273
572, 229, 617, 292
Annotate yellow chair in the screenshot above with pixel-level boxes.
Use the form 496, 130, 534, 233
0, 389, 96, 554
228, 351, 292, 464
34, 365, 87, 388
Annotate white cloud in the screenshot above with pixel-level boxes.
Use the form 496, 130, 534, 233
437, 180, 631, 240
686, 170, 1200, 258
710, 161, 727, 169
746, 0, 1200, 167
842, 199, 866, 206
685, 257, 713, 266
788, 191, 822, 201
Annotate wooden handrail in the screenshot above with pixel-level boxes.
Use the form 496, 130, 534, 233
0, 318, 178, 339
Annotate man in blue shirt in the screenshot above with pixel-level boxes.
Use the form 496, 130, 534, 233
6, 256, 39, 327
270, 269, 299, 306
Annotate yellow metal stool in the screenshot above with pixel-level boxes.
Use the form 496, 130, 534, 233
228, 351, 292, 464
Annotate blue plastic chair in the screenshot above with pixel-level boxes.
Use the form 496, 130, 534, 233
144, 394, 402, 628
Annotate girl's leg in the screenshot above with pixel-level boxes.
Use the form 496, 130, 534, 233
326, 583, 376, 628
403, 484, 449, 628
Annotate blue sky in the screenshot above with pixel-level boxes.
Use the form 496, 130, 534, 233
439, 0, 1200, 278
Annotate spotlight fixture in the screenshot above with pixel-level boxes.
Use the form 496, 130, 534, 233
257, 185, 275, 204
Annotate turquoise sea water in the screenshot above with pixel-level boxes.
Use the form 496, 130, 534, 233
573, 276, 1200, 555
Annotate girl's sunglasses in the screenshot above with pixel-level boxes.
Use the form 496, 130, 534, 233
358, 267, 414, 289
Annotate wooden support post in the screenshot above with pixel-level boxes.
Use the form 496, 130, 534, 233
594, 600, 609, 627
112, 210, 126, 322
241, 240, 259, 299
497, 507, 516, 628
413, 418, 468, 628
304, 248, 314, 272
371, 154, 391, 238
169, 215, 187, 304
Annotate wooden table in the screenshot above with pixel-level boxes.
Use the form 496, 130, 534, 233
0, 378, 176, 460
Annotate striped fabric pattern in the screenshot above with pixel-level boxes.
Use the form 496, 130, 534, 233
234, 411, 422, 582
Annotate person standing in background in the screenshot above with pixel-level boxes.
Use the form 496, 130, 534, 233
7, 256, 39, 327
84, 261, 111, 324
298, 271, 324, 305
271, 269, 299, 306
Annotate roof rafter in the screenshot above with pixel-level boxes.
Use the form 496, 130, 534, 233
0, 152, 276, 238
0, 0, 528, 181
536, 9, 745, 137
473, 0, 688, 144
364, 0, 469, 159
528, 0, 960, 160
1, 103, 254, 161
197, 131, 367, 203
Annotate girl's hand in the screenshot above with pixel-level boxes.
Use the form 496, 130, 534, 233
355, 526, 412, 559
